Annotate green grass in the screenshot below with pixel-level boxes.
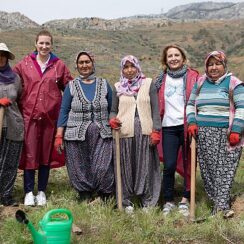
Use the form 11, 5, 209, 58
0, 153, 243, 243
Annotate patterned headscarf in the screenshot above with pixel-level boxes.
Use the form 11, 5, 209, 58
204, 50, 227, 74
75, 51, 96, 80
116, 55, 145, 96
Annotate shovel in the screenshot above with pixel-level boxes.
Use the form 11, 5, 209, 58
189, 137, 207, 223
115, 130, 123, 210
0, 107, 5, 140
189, 136, 196, 221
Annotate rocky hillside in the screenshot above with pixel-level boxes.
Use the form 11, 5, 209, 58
0, 11, 39, 30
42, 16, 170, 31
165, 1, 244, 19
1, 2, 244, 31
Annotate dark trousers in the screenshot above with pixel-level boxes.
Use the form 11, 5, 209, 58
24, 165, 50, 193
162, 125, 190, 202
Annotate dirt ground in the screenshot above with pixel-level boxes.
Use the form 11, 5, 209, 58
232, 194, 244, 217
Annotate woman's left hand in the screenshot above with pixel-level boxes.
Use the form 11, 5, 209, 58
54, 135, 64, 154
229, 132, 240, 146
150, 130, 160, 146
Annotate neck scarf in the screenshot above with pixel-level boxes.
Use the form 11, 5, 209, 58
0, 62, 16, 84
166, 64, 188, 78
154, 64, 188, 90
79, 72, 96, 81
117, 55, 145, 96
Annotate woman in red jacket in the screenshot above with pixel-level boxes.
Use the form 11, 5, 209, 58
14, 30, 73, 206
155, 44, 199, 216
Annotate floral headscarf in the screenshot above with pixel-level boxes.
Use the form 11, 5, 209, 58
116, 55, 145, 96
204, 50, 228, 83
204, 50, 227, 73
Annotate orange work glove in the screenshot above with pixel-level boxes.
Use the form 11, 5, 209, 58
188, 124, 198, 138
229, 132, 240, 146
54, 135, 64, 154
0, 97, 12, 107
150, 130, 160, 145
109, 117, 121, 130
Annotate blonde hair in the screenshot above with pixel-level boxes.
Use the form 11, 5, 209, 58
160, 44, 188, 71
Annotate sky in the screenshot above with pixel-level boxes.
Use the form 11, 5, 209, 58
0, 0, 243, 24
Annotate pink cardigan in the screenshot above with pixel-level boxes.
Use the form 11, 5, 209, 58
157, 68, 199, 191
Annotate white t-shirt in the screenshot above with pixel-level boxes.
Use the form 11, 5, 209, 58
162, 74, 184, 127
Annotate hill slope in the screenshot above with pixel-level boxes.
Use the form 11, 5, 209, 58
1, 19, 244, 83
0, 11, 39, 30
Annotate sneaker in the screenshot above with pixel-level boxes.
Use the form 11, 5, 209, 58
36, 191, 47, 206
125, 206, 134, 214
163, 202, 176, 216
223, 209, 234, 219
24, 192, 35, 206
178, 202, 190, 217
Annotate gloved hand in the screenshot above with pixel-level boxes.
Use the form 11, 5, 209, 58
0, 97, 12, 107
54, 135, 64, 154
150, 130, 160, 145
109, 117, 122, 130
229, 132, 240, 146
188, 124, 198, 138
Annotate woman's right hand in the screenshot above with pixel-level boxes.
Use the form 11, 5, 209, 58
0, 97, 12, 107
187, 124, 198, 138
109, 117, 122, 130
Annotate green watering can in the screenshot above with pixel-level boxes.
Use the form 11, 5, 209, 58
16, 208, 73, 244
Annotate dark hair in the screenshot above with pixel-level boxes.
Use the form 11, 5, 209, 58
0, 51, 9, 59
160, 44, 188, 71
35, 30, 53, 44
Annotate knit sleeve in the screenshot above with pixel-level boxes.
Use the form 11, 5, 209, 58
57, 85, 72, 127
109, 85, 119, 119
231, 84, 244, 134
149, 82, 161, 131
186, 82, 198, 125
106, 80, 113, 114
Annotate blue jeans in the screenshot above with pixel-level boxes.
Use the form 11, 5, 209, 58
24, 165, 50, 193
162, 125, 190, 202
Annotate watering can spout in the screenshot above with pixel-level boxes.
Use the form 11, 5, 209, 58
15, 210, 46, 243
27, 222, 46, 243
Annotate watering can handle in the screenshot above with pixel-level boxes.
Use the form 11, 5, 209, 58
42, 209, 73, 223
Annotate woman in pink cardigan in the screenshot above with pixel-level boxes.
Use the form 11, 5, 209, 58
155, 44, 199, 216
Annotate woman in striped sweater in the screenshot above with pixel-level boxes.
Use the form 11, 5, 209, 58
186, 50, 244, 218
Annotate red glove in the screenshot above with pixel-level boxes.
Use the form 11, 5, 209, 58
188, 124, 198, 138
54, 135, 64, 154
150, 130, 160, 145
0, 97, 12, 107
109, 117, 121, 129
229, 132, 240, 146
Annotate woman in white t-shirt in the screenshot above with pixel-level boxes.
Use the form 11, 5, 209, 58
155, 44, 199, 216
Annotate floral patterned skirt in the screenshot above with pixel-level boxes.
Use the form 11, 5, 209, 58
197, 126, 242, 210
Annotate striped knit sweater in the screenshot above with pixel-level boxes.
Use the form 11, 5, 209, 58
186, 75, 244, 134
